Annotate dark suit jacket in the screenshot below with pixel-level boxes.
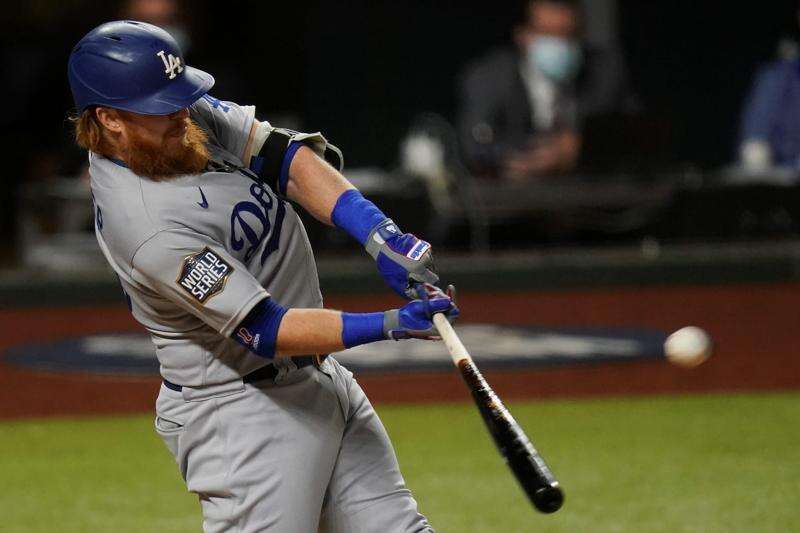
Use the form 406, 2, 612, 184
457, 47, 540, 177
457, 45, 629, 176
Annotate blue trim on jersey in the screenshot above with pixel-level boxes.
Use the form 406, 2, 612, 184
331, 189, 389, 245
279, 141, 304, 196
233, 297, 288, 359
107, 157, 128, 168
341, 312, 385, 348
202, 94, 231, 113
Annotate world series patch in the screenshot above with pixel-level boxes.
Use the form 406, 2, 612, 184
177, 248, 233, 304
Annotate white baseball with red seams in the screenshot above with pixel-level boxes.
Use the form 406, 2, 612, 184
664, 326, 712, 368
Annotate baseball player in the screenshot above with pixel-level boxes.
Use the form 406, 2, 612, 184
67, 21, 458, 532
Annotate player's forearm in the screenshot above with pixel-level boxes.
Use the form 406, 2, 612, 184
231, 292, 459, 360
232, 298, 384, 358
275, 142, 439, 300
275, 308, 350, 356
247, 307, 395, 357
285, 146, 354, 226
283, 146, 392, 244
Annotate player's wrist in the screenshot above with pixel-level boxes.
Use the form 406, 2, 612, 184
331, 189, 438, 299
341, 311, 388, 348
331, 189, 389, 245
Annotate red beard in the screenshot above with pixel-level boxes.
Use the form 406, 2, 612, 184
124, 119, 210, 180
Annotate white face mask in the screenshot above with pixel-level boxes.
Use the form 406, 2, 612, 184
527, 36, 582, 82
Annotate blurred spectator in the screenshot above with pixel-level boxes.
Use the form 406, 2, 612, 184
121, 0, 191, 52
737, 6, 800, 178
121, 0, 257, 109
457, 0, 631, 180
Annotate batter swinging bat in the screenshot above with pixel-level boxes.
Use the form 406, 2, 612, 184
432, 312, 564, 514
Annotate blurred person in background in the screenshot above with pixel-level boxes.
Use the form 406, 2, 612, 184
737, 3, 800, 180
122, 0, 255, 114
122, 0, 191, 52
457, 0, 630, 181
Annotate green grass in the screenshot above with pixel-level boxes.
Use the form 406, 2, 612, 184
1, 392, 798, 532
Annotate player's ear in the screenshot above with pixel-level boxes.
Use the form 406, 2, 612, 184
95, 107, 123, 133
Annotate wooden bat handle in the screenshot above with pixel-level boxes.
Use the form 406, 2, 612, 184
433, 313, 470, 365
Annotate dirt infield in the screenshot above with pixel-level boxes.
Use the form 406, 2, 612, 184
1, 282, 798, 419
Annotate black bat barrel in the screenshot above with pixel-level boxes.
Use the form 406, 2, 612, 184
532, 485, 565, 514
460, 359, 565, 513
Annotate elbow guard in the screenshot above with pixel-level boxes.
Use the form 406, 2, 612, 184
249, 124, 344, 196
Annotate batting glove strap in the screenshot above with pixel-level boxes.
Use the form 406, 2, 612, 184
366, 219, 439, 299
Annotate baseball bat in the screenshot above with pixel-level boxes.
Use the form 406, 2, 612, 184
432, 313, 564, 514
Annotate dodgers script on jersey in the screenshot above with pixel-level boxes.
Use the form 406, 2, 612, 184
89, 95, 326, 387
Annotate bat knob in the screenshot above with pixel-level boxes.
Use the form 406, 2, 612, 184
532, 484, 564, 514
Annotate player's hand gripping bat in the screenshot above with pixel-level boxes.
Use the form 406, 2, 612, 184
431, 289, 564, 514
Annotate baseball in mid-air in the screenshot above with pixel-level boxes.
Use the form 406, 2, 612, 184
664, 326, 712, 368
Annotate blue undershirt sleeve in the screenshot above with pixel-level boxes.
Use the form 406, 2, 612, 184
232, 297, 288, 359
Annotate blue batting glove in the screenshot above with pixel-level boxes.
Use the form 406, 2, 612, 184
365, 220, 439, 299
383, 284, 459, 340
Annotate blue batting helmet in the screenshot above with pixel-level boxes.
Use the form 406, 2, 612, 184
68, 20, 214, 115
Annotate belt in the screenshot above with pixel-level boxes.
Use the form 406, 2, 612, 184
163, 355, 327, 392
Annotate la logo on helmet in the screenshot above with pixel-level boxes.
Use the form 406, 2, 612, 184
156, 50, 184, 80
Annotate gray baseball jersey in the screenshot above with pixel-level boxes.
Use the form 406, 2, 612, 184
90, 94, 323, 387
89, 94, 432, 532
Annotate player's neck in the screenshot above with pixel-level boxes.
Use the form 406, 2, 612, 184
99, 138, 127, 166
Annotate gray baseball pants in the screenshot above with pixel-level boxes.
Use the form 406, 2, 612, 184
154, 357, 433, 532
